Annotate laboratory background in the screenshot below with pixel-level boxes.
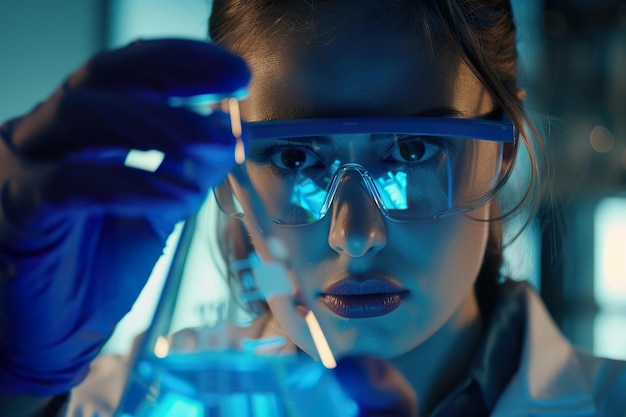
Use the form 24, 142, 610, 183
0, 0, 625, 360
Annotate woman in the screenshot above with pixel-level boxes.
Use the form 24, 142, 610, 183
0, 1, 624, 416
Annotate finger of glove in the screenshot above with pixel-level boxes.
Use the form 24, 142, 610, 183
335, 356, 417, 417
69, 38, 251, 97
52, 150, 233, 214
4, 150, 232, 236
9, 88, 237, 159
54, 155, 230, 215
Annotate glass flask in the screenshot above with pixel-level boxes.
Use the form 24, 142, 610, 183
114, 97, 358, 417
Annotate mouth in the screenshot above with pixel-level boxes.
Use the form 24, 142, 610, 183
319, 278, 408, 319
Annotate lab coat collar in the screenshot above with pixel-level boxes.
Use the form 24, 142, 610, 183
491, 283, 596, 416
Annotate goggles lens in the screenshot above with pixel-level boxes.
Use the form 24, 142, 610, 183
215, 116, 514, 225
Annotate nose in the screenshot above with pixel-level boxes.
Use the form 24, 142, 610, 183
327, 171, 387, 257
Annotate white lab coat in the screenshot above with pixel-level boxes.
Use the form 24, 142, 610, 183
63, 284, 626, 416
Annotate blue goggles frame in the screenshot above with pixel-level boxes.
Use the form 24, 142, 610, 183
242, 114, 515, 143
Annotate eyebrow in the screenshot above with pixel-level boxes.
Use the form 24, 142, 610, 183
410, 107, 503, 120
409, 107, 466, 118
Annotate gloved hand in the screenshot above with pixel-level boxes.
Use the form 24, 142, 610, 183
0, 38, 250, 396
335, 357, 417, 417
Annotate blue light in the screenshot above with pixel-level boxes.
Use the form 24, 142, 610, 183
151, 392, 204, 417
375, 171, 408, 210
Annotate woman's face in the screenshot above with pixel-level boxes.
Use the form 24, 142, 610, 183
236, 8, 499, 359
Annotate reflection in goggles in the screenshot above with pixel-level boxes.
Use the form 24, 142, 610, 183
288, 160, 413, 223
374, 171, 408, 210
289, 160, 340, 222
215, 115, 513, 226
244, 134, 498, 225
217, 135, 508, 226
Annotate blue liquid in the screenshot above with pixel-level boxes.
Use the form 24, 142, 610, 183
115, 351, 357, 417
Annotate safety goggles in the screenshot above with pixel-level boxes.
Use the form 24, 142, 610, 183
214, 115, 515, 225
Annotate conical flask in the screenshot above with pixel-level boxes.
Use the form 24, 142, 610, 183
114, 97, 357, 416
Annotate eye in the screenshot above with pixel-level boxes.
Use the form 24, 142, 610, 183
386, 137, 442, 164
269, 147, 321, 170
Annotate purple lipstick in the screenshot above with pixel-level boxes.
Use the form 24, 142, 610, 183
320, 278, 408, 318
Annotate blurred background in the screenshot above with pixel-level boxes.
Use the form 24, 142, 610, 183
0, 0, 624, 359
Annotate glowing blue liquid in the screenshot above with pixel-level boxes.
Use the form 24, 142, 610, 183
115, 352, 357, 417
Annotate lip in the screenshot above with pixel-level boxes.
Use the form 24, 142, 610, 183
320, 278, 408, 318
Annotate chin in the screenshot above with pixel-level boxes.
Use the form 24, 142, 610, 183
311, 306, 428, 359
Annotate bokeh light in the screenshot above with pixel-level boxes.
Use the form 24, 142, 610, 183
589, 125, 615, 153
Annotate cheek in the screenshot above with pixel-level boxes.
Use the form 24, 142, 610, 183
415, 209, 490, 319
434, 219, 489, 290
259, 227, 332, 358
390, 209, 490, 283
270, 223, 332, 269
387, 211, 489, 345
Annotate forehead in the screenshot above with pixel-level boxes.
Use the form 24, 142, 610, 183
238, 6, 493, 121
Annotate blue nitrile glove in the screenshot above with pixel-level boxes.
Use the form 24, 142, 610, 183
335, 357, 417, 417
0, 38, 250, 396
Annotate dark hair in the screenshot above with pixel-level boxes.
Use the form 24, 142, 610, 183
209, 0, 547, 316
